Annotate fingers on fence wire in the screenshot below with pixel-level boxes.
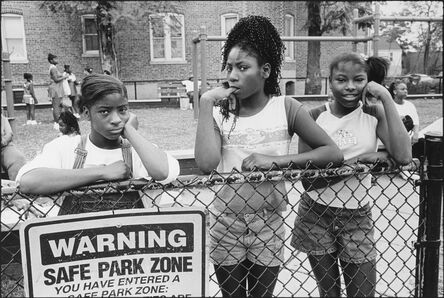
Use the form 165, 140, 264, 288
2, 192, 60, 227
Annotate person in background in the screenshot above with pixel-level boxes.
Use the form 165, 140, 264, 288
57, 111, 80, 137
16, 74, 180, 195
389, 80, 420, 144
195, 15, 343, 298
84, 67, 93, 75
292, 53, 411, 297
48, 53, 68, 130
1, 114, 26, 180
23, 73, 39, 125
181, 76, 201, 110
64, 65, 81, 118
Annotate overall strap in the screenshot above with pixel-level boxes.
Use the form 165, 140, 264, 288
72, 134, 133, 174
120, 137, 133, 176
73, 134, 89, 169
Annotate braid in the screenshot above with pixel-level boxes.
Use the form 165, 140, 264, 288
222, 15, 284, 96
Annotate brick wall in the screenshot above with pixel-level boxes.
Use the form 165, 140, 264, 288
2, 1, 367, 97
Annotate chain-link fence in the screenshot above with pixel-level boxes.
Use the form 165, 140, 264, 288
1, 153, 442, 297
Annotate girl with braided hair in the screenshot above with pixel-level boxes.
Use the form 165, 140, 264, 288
195, 15, 343, 297
292, 53, 411, 297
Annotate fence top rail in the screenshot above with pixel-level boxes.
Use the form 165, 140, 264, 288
353, 15, 442, 23
194, 35, 373, 43
2, 160, 419, 195
379, 16, 443, 22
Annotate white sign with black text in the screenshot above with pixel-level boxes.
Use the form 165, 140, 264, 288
20, 207, 207, 297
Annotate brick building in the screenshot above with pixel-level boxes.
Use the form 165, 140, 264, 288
1, 1, 363, 103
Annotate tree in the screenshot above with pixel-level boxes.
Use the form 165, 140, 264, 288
40, 1, 177, 78
381, 1, 443, 74
303, 1, 372, 95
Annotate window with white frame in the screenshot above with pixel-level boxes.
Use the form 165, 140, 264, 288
82, 15, 99, 56
221, 13, 239, 36
149, 13, 185, 62
284, 14, 294, 61
1, 14, 28, 63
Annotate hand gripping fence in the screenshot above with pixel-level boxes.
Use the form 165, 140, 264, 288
1, 157, 442, 297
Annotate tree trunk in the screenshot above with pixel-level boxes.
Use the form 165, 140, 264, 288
96, 3, 118, 77
305, 2, 322, 95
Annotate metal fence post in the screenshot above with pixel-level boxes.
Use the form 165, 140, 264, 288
415, 132, 443, 297
352, 9, 358, 52
192, 30, 199, 120
200, 25, 207, 96
373, 3, 380, 57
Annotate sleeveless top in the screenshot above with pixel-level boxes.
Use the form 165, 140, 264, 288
306, 102, 378, 208
212, 95, 302, 213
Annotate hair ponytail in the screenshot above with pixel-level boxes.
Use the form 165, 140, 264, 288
366, 56, 390, 84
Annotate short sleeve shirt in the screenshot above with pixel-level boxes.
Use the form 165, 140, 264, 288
16, 135, 180, 185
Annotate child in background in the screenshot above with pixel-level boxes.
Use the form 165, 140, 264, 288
84, 67, 93, 75
389, 80, 420, 144
23, 73, 39, 125
58, 111, 80, 137
64, 65, 81, 118
16, 74, 180, 195
292, 53, 411, 297
195, 16, 343, 298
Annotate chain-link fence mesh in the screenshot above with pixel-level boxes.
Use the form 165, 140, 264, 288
1, 159, 439, 297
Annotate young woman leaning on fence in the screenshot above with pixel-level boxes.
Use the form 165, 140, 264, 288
194, 15, 343, 298
16, 74, 180, 195
291, 53, 412, 297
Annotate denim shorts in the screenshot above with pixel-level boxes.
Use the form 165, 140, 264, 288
291, 193, 377, 264
210, 208, 285, 267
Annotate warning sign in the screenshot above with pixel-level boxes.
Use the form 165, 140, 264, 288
20, 207, 207, 297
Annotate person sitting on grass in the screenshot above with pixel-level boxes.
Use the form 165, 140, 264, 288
1, 114, 26, 180
16, 74, 180, 195
57, 110, 80, 137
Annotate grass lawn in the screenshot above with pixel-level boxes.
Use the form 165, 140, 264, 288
7, 98, 443, 162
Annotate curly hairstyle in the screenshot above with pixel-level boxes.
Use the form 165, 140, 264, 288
221, 15, 284, 96
58, 111, 80, 135
79, 74, 128, 111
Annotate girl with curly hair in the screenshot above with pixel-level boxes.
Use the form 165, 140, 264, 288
195, 15, 343, 297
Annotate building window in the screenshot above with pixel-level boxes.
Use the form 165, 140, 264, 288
82, 15, 99, 56
149, 13, 185, 62
1, 14, 28, 63
221, 13, 239, 36
284, 14, 294, 61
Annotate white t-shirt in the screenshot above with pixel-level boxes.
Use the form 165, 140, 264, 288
16, 135, 180, 185
181, 80, 201, 93
394, 100, 419, 126
62, 71, 71, 96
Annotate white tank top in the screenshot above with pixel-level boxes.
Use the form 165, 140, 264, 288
212, 95, 293, 213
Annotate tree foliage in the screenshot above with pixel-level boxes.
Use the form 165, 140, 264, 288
303, 1, 372, 95
380, 1, 442, 74
40, 1, 177, 78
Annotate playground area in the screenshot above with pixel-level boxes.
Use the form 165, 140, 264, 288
2, 3, 443, 297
